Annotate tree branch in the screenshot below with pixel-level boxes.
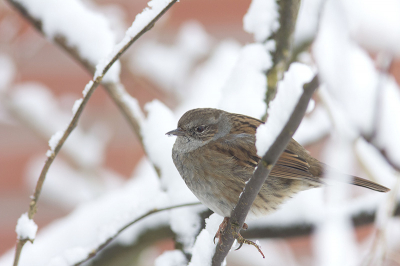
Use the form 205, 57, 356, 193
212, 75, 319, 266
8, 1, 179, 265
73, 202, 200, 266
266, 0, 301, 107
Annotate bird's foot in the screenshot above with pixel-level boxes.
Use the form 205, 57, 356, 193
213, 217, 229, 244
213, 218, 248, 244
233, 232, 265, 259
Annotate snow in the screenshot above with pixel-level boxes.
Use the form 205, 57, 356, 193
71, 98, 82, 115
176, 40, 242, 113
343, 0, 400, 57
10, 83, 108, 168
14, 0, 120, 81
0, 159, 171, 266
293, 0, 324, 46
82, 80, 93, 97
256, 63, 314, 156
170, 206, 203, 253
155, 250, 187, 266
375, 77, 400, 169
95, 0, 174, 82
313, 0, 379, 135
243, 0, 279, 43
48, 130, 64, 152
0, 54, 15, 92
294, 106, 331, 146
130, 21, 211, 98
355, 138, 397, 189
16, 213, 38, 240
119, 86, 145, 125
25, 156, 122, 209
218, 43, 271, 119
188, 214, 225, 266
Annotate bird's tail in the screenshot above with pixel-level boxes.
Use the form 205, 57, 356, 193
351, 176, 390, 193
320, 163, 390, 193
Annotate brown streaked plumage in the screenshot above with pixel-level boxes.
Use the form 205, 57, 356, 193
167, 108, 389, 225
167, 108, 389, 254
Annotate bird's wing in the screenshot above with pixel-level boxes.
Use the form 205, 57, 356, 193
270, 149, 319, 182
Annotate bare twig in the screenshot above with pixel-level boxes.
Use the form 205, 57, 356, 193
9, 1, 179, 265
211, 75, 319, 266
73, 202, 200, 266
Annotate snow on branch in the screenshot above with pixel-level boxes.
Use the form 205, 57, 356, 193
8, 1, 179, 265
211, 73, 319, 266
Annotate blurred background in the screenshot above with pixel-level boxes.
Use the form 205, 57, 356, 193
1, 0, 400, 265
0, 0, 253, 256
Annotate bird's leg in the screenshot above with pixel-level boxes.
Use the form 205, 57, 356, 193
214, 217, 229, 244
214, 218, 248, 244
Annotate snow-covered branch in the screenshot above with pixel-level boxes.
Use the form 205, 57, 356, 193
212, 73, 319, 266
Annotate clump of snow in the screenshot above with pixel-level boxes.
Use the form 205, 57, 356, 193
16, 213, 38, 240
48, 130, 64, 151
243, 0, 279, 43
188, 214, 224, 266
176, 40, 242, 113
96, 0, 173, 82
342, 0, 400, 57
293, 0, 324, 46
218, 43, 271, 119
130, 21, 211, 98
142, 100, 198, 203
313, 0, 379, 135
155, 250, 187, 266
256, 63, 314, 156
71, 98, 82, 115
170, 206, 203, 253
119, 88, 145, 125
82, 80, 93, 97
1, 159, 171, 266
14, 0, 120, 81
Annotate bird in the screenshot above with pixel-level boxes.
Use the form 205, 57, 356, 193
166, 108, 390, 255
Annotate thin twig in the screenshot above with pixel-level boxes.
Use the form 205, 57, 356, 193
9, 1, 179, 265
73, 202, 200, 266
211, 75, 319, 266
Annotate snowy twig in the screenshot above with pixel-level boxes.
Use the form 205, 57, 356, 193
73, 202, 200, 266
265, 0, 301, 106
5, 0, 148, 143
211, 74, 319, 266
9, 1, 179, 265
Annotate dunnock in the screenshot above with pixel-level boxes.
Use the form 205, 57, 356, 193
166, 108, 389, 252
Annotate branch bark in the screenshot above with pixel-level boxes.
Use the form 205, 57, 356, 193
7, 1, 179, 265
211, 75, 319, 266
266, 0, 301, 107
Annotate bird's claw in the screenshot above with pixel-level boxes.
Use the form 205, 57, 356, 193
234, 233, 265, 258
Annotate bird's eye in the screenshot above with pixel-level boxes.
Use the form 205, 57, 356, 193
196, 125, 206, 133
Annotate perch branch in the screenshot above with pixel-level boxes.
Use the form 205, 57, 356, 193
211, 75, 319, 266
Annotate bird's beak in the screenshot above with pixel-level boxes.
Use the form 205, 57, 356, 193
166, 128, 186, 137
